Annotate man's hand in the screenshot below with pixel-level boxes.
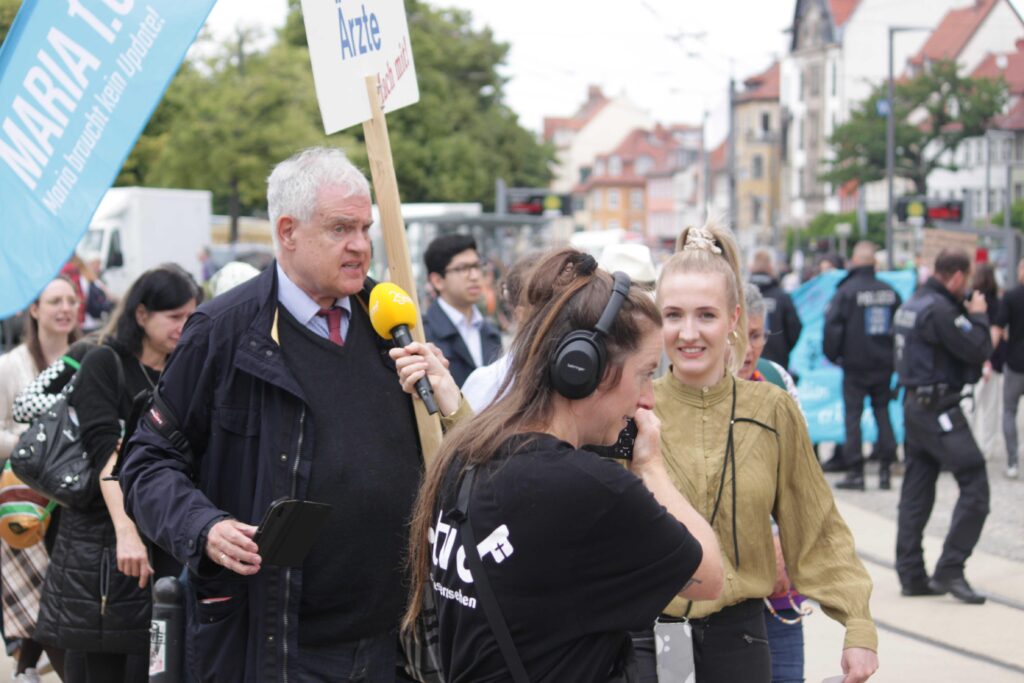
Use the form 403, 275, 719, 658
206, 519, 261, 576
967, 290, 987, 315
114, 522, 154, 589
390, 342, 461, 416
841, 647, 878, 683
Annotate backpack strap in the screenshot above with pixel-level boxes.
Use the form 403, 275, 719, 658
447, 466, 529, 683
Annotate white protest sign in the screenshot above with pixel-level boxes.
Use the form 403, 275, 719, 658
300, 0, 419, 133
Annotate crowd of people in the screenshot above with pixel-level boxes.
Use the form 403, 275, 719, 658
0, 145, 1013, 682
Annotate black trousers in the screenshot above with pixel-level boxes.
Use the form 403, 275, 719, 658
64, 651, 147, 683
896, 399, 990, 585
631, 600, 771, 683
842, 374, 896, 472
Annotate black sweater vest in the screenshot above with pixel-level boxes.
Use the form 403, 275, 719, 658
277, 302, 421, 646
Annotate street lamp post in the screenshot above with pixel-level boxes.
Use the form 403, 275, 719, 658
886, 26, 931, 270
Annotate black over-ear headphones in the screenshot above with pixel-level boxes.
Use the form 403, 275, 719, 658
550, 271, 632, 399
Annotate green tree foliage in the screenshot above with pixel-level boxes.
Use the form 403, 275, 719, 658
120, 0, 552, 231
0, 0, 22, 47
822, 60, 1006, 196
279, 0, 553, 208
785, 211, 886, 255
992, 199, 1024, 230
122, 29, 343, 240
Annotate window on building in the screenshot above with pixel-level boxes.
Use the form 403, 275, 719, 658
798, 118, 804, 151
608, 219, 621, 231
608, 156, 623, 176
630, 221, 643, 232
1015, 183, 1023, 201
752, 197, 763, 224
807, 112, 819, 148
761, 112, 771, 135
809, 64, 821, 97
635, 155, 653, 175
607, 189, 620, 209
752, 155, 764, 179
593, 159, 605, 176
798, 71, 804, 102
831, 60, 837, 96
631, 189, 644, 210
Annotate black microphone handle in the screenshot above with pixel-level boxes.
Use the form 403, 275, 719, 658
392, 325, 440, 415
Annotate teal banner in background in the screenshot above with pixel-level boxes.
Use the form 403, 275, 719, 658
0, 0, 216, 318
789, 269, 917, 444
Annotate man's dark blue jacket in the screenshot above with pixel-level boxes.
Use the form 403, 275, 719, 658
120, 264, 424, 682
422, 300, 502, 387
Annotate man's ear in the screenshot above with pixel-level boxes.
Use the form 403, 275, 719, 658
276, 216, 298, 251
427, 272, 444, 296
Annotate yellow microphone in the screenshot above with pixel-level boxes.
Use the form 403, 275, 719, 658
369, 282, 439, 414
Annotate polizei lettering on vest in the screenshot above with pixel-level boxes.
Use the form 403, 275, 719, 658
336, 1, 383, 60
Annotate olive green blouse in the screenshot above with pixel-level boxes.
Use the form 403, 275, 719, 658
655, 372, 878, 652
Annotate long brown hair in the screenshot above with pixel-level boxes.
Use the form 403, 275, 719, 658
24, 275, 81, 373
401, 248, 661, 631
659, 220, 748, 374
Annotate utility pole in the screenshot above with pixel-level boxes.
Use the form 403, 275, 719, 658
886, 26, 930, 270
728, 77, 737, 230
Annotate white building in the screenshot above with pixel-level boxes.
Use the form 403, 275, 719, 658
543, 86, 652, 195
780, 0, 970, 226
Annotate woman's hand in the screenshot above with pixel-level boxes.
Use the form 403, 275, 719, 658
627, 408, 663, 476
841, 647, 878, 682
115, 522, 154, 589
389, 342, 461, 416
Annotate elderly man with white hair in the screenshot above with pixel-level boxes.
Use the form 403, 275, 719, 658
120, 147, 432, 682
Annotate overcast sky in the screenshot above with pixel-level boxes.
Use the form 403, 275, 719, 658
203, 0, 1024, 144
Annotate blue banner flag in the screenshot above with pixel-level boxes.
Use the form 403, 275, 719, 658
0, 0, 216, 318
789, 269, 918, 444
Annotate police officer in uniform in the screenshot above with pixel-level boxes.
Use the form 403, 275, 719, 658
824, 242, 902, 490
893, 249, 991, 604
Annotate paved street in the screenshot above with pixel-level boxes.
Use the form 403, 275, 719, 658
806, 459, 1024, 682
1, 459, 1018, 682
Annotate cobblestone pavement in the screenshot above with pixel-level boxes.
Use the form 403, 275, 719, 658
825, 456, 1024, 563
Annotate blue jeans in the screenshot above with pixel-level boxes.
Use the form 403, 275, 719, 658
763, 607, 804, 683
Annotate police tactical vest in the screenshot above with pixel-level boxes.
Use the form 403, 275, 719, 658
894, 288, 941, 388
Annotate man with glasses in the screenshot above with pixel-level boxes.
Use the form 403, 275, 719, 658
422, 234, 502, 386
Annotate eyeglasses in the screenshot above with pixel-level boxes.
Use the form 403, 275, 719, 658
445, 262, 482, 276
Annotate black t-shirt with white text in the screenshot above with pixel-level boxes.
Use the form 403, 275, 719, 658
431, 434, 702, 682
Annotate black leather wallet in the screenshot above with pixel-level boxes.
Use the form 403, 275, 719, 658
253, 498, 333, 567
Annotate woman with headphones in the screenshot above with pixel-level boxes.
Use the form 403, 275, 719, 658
649, 222, 878, 683
392, 248, 722, 682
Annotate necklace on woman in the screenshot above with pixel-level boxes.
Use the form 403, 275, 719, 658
137, 358, 160, 390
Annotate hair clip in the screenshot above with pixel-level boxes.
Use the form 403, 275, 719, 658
683, 227, 723, 255
577, 254, 598, 276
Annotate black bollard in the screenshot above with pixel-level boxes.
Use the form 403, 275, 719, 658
150, 576, 184, 683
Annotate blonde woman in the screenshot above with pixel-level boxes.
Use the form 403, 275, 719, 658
650, 223, 879, 683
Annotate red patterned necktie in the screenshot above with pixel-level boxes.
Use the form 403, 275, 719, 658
316, 307, 344, 346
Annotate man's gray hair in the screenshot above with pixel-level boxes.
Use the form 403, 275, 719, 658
267, 147, 371, 229
744, 281, 766, 319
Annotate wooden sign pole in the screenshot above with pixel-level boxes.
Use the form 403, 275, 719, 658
361, 75, 443, 464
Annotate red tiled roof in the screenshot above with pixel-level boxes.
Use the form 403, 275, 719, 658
993, 97, 1024, 129
737, 62, 780, 103
574, 125, 686, 193
972, 42, 1024, 95
829, 0, 860, 27
542, 85, 610, 142
910, 0, 998, 66
709, 140, 728, 174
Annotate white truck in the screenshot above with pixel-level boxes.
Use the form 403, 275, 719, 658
77, 187, 212, 295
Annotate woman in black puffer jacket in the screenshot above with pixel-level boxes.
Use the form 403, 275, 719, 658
35, 266, 200, 683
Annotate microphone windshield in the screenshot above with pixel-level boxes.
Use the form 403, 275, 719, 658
369, 282, 419, 340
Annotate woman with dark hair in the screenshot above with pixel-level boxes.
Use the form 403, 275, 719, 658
35, 265, 200, 683
394, 248, 723, 681
0, 275, 80, 681
968, 262, 1004, 461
